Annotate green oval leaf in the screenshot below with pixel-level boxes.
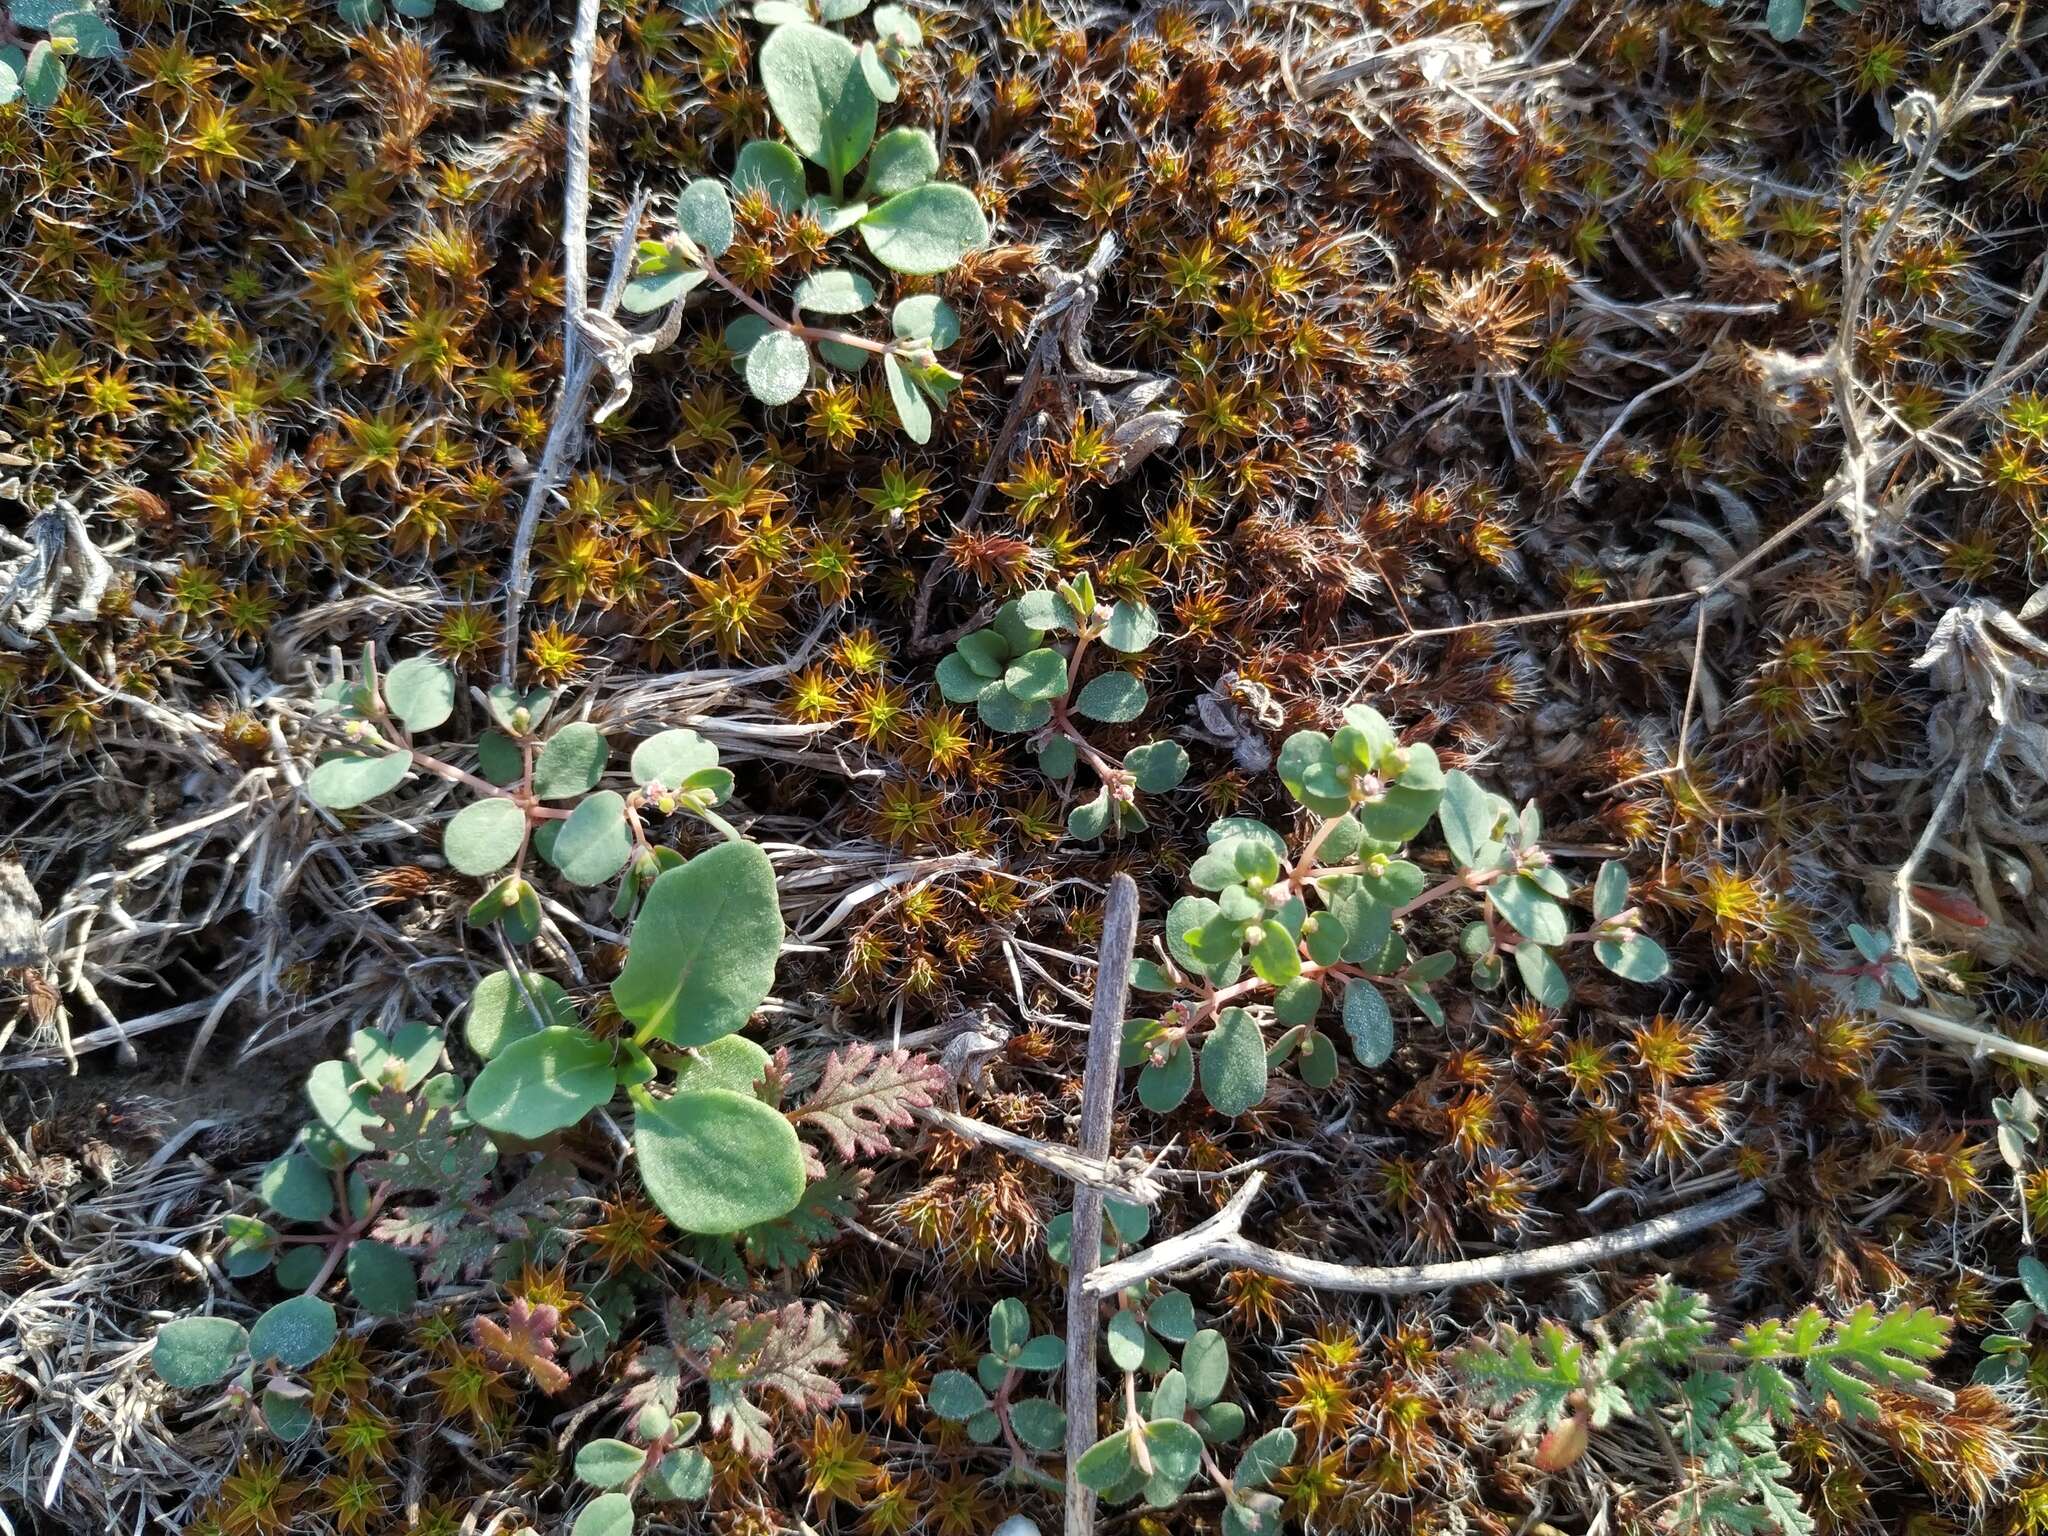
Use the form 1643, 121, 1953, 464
1200, 1007, 1266, 1117
308, 749, 412, 809
1237, 1426, 1296, 1489
465, 1026, 617, 1138
350, 1019, 443, 1090
1490, 874, 1569, 945
1076, 1432, 1135, 1491
1138, 1040, 1193, 1112
677, 177, 734, 257
648, 1446, 712, 1501
1596, 933, 1670, 982
745, 328, 813, 405
549, 790, 634, 887
862, 125, 939, 198
793, 268, 878, 315
883, 351, 931, 443
1103, 601, 1160, 654
1074, 671, 1147, 723
975, 681, 1053, 734
734, 139, 807, 213
1037, 734, 1078, 779
630, 728, 718, 789
259, 1153, 335, 1223
858, 182, 990, 275
444, 796, 527, 877
306, 1059, 379, 1151
52, 9, 123, 57
858, 39, 898, 102
1514, 942, 1570, 1007
345, 1240, 419, 1317
669, 1033, 772, 1095
248, 1293, 337, 1369
929, 1368, 989, 1420
1437, 771, 1496, 868
153, 1316, 249, 1388
575, 1438, 649, 1489
1067, 789, 1111, 842
622, 256, 708, 316
466, 969, 576, 1060
21, 40, 64, 109
634, 1087, 806, 1234
1593, 859, 1630, 922
759, 21, 877, 180
533, 722, 608, 799
263, 1384, 315, 1441
612, 839, 783, 1046
892, 293, 961, 350
1003, 647, 1069, 703
1107, 1310, 1148, 1371
1342, 980, 1395, 1067
571, 1493, 635, 1536
1010, 1396, 1066, 1451
383, 656, 455, 732
1183, 1329, 1229, 1409
274, 1244, 323, 1291
1144, 1417, 1205, 1497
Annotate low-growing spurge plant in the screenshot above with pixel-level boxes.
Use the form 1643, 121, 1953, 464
929, 1287, 1297, 1535
1, 0, 119, 109
1123, 704, 1669, 1114
936, 573, 1188, 839
620, 9, 986, 441
306, 650, 739, 938
1458, 1281, 1954, 1536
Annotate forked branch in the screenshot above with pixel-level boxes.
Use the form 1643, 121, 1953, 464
1083, 1175, 1764, 1296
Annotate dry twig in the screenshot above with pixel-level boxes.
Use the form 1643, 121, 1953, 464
1083, 1175, 1764, 1295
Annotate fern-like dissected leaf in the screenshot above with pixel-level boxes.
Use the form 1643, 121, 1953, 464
1456, 1321, 1584, 1433
362, 1087, 493, 1203
1733, 1442, 1814, 1536
365, 1083, 576, 1282
703, 1301, 847, 1458
1632, 1280, 1719, 1364
744, 1166, 865, 1270
788, 1044, 948, 1162
629, 1297, 847, 1459
1734, 1302, 1949, 1424
1739, 1361, 1800, 1425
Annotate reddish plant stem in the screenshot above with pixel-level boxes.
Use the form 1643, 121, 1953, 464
300, 1181, 391, 1297
695, 258, 906, 357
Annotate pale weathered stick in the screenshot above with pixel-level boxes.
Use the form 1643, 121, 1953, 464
1063, 872, 1139, 1536
1084, 1175, 1763, 1296
500, 0, 600, 684
1878, 1000, 2048, 1071
913, 1104, 1163, 1204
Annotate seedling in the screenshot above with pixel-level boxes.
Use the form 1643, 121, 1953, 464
305, 650, 739, 939
929, 1286, 1298, 1534
566, 1404, 713, 1536
936, 574, 1188, 839
620, 11, 986, 440
151, 1293, 342, 1442
1125, 705, 1671, 1116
